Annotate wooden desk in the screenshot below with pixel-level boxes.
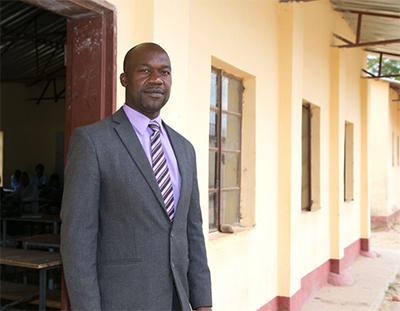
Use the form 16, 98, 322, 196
0, 281, 60, 309
1, 215, 61, 246
15, 234, 60, 250
0, 247, 62, 310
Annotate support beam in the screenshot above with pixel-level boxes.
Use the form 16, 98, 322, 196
334, 8, 400, 19
378, 53, 383, 76
366, 49, 400, 58
362, 69, 375, 77
53, 79, 57, 102
1, 32, 65, 50
333, 33, 353, 45
35, 80, 51, 105
362, 74, 400, 79
28, 67, 65, 86
335, 38, 400, 48
28, 96, 65, 101
356, 13, 362, 44
55, 88, 65, 102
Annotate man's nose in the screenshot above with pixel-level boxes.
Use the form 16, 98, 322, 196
148, 70, 163, 84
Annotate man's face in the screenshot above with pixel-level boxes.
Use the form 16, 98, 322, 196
120, 47, 171, 119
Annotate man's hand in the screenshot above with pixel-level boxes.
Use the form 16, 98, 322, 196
196, 308, 212, 311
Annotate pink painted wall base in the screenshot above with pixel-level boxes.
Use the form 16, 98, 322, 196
371, 209, 400, 229
258, 238, 366, 311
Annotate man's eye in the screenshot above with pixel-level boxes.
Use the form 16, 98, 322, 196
161, 70, 170, 76
139, 68, 150, 73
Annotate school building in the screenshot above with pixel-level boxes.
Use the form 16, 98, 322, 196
0, 0, 399, 310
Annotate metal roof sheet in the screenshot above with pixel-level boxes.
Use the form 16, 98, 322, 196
331, 0, 400, 60
0, 1, 66, 83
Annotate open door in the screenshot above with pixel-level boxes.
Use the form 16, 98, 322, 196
64, 9, 116, 149
20, 1, 116, 309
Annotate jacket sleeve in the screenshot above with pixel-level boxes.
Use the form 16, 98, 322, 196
60, 127, 102, 310
187, 146, 213, 309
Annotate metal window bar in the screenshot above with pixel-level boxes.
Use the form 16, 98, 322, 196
209, 67, 243, 231
302, 104, 312, 211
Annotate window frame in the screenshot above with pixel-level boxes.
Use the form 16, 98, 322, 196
301, 103, 312, 211
301, 101, 321, 212
209, 67, 243, 232
344, 121, 354, 202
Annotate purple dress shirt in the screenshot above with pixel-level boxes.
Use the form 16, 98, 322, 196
123, 104, 181, 210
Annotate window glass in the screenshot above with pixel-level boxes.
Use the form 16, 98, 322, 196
221, 114, 241, 150
209, 192, 218, 230
221, 75, 241, 113
221, 152, 240, 188
208, 151, 217, 188
210, 71, 218, 108
209, 111, 218, 147
221, 190, 240, 225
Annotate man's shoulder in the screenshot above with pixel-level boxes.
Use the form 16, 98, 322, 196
72, 109, 122, 138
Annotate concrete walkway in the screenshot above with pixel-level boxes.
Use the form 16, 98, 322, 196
302, 226, 400, 311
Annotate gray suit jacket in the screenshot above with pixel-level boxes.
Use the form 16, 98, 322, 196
60, 108, 212, 310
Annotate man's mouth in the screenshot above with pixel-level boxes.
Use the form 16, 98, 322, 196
143, 88, 164, 95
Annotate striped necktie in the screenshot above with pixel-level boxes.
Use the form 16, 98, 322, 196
148, 121, 175, 221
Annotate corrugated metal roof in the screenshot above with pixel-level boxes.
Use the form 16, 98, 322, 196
0, 1, 66, 83
331, 0, 400, 60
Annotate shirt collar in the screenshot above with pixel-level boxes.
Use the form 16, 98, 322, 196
123, 104, 163, 136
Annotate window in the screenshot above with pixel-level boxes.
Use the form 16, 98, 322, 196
209, 68, 243, 232
344, 122, 354, 201
398, 135, 400, 166
393, 132, 396, 167
301, 101, 320, 211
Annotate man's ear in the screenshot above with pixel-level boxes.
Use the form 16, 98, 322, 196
120, 73, 127, 87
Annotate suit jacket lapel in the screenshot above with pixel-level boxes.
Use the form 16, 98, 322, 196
112, 108, 165, 210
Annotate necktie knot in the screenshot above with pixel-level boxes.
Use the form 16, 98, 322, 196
148, 121, 160, 133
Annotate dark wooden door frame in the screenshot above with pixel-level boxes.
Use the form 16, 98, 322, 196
21, 1, 117, 310
22, 0, 117, 148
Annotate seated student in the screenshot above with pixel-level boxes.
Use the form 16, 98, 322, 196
16, 172, 39, 214
10, 169, 22, 191
32, 163, 48, 189
39, 173, 63, 214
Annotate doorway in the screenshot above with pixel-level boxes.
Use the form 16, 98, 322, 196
0, 0, 116, 309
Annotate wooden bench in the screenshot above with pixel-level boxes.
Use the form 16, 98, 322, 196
15, 234, 60, 250
0, 281, 61, 309
0, 247, 62, 310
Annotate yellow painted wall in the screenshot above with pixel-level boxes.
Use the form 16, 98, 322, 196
368, 80, 390, 216
388, 86, 400, 214
106, 0, 372, 309
338, 47, 364, 249
369, 81, 400, 217
277, 0, 366, 295
297, 0, 333, 281
185, 1, 279, 309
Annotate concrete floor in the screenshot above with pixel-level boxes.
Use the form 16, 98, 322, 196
302, 224, 400, 311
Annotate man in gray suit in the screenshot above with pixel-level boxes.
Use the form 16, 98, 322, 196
61, 42, 212, 311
